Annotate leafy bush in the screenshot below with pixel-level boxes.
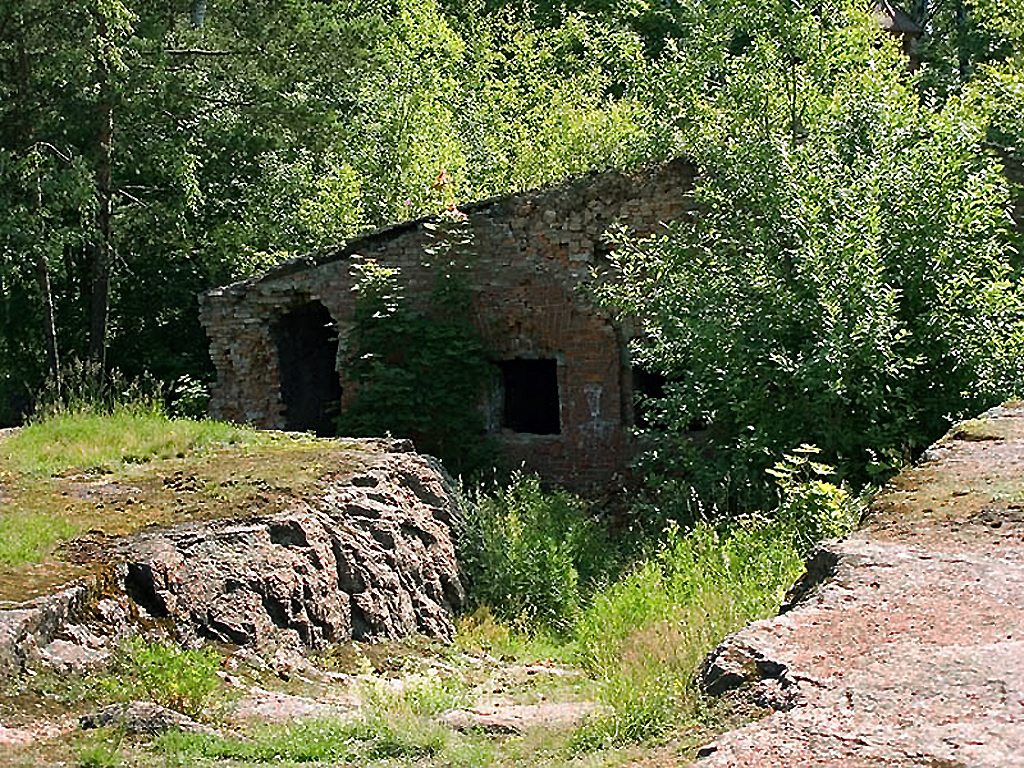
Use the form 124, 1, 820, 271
768, 445, 861, 553
457, 473, 618, 633
337, 214, 497, 478
596, 6, 1024, 511
166, 375, 210, 420
101, 638, 222, 719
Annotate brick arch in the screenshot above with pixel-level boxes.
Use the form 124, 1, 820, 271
270, 300, 342, 436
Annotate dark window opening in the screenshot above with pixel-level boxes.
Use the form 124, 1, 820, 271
499, 359, 560, 435
272, 302, 342, 436
632, 367, 667, 429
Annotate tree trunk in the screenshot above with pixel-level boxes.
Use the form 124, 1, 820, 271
955, 0, 970, 82
16, 9, 61, 390
191, 0, 208, 28
33, 169, 61, 392
89, 10, 114, 379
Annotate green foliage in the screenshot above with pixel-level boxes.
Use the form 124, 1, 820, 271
156, 711, 449, 763
597, 1, 1024, 509
457, 473, 618, 633
569, 454, 858, 748
4, 406, 259, 478
166, 375, 210, 420
768, 445, 861, 553
337, 213, 497, 477
30, 358, 164, 423
1, 0, 674, 417
570, 515, 804, 747
101, 638, 222, 719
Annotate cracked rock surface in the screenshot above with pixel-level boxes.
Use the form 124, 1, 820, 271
697, 404, 1024, 767
112, 448, 465, 648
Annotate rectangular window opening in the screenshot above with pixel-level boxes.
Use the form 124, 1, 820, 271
499, 358, 560, 435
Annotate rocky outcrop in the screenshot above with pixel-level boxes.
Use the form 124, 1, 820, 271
80, 701, 218, 736
112, 447, 465, 649
695, 404, 1024, 767
0, 585, 92, 677
0, 442, 465, 675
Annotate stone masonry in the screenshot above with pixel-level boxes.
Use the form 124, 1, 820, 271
200, 159, 696, 488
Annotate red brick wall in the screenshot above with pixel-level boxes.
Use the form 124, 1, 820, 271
200, 158, 696, 489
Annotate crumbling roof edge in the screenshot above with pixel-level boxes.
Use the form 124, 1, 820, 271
202, 155, 693, 300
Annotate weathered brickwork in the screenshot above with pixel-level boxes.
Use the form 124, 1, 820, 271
200, 158, 696, 489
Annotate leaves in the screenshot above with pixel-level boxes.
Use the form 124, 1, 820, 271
597, 1, 1024, 509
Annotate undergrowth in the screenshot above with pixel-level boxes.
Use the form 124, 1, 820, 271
100, 638, 224, 719
456, 454, 862, 750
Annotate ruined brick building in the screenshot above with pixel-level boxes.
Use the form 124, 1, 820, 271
200, 159, 696, 488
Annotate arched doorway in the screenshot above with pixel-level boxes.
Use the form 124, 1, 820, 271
272, 301, 342, 436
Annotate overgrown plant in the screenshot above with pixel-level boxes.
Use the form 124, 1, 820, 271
457, 472, 618, 633
768, 444, 861, 553
337, 210, 496, 477
100, 638, 222, 719
31, 357, 164, 422
571, 452, 858, 749
596, 2, 1024, 510
572, 515, 806, 747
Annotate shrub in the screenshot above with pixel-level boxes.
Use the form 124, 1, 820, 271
457, 472, 618, 633
101, 638, 222, 719
768, 444, 861, 553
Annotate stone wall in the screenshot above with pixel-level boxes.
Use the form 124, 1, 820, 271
200, 158, 696, 489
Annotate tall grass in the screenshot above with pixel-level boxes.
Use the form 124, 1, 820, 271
457, 473, 620, 633
457, 461, 861, 749
3, 359, 262, 478
4, 408, 261, 478
571, 518, 806, 746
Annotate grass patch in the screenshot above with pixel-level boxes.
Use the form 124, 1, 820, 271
74, 726, 126, 768
3, 406, 267, 478
0, 406, 366, 587
0, 508, 79, 566
571, 518, 806, 747
154, 702, 451, 764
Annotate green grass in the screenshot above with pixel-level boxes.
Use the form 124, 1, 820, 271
3, 406, 267, 478
455, 467, 860, 753
570, 518, 806, 747
154, 705, 451, 764
0, 406, 328, 570
0, 508, 79, 565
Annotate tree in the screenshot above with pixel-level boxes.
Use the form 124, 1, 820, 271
596, 0, 1023, 510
